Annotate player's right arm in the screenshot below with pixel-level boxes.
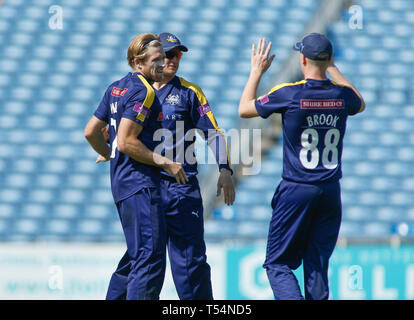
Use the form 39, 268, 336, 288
117, 117, 188, 184
84, 116, 111, 162
327, 62, 365, 114
239, 38, 275, 118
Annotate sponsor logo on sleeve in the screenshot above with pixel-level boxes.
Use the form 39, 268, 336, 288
198, 103, 211, 116
133, 102, 151, 121
259, 94, 269, 105
111, 87, 128, 97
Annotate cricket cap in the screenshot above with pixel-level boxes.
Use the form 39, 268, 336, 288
293, 33, 333, 61
159, 32, 188, 52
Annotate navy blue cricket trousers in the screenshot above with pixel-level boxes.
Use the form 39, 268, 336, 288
161, 175, 213, 300
264, 179, 342, 300
106, 187, 167, 300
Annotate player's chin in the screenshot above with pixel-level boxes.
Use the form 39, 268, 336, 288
153, 70, 164, 82
169, 64, 177, 70
164, 65, 177, 73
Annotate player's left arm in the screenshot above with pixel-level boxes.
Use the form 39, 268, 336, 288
239, 38, 275, 118
84, 116, 111, 162
327, 61, 365, 114
188, 85, 235, 205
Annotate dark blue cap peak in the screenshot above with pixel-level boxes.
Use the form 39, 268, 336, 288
159, 32, 188, 52
293, 33, 333, 61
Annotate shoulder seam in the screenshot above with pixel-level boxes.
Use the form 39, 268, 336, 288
137, 74, 155, 108
330, 80, 347, 87
268, 80, 307, 95
179, 77, 207, 105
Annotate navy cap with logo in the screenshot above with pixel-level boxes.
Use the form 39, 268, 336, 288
293, 33, 333, 61
159, 32, 188, 52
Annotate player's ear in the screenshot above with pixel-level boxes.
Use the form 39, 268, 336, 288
134, 58, 142, 69
301, 54, 307, 66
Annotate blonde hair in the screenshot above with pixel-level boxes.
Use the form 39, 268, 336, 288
127, 33, 162, 69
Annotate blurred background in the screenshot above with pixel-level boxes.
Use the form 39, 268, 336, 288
0, 0, 413, 299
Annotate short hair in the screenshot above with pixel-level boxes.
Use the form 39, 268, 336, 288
127, 33, 162, 69
306, 56, 331, 69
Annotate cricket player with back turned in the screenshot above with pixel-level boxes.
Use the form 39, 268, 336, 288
238, 33, 365, 299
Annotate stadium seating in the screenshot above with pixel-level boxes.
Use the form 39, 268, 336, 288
1, 0, 412, 243
0, 0, 319, 242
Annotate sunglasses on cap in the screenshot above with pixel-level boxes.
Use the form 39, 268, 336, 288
165, 50, 183, 60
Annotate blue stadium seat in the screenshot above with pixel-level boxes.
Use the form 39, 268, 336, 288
339, 221, 364, 237
44, 219, 73, 237
363, 222, 393, 238
237, 221, 269, 238
14, 218, 43, 237
51, 204, 79, 219
204, 220, 243, 239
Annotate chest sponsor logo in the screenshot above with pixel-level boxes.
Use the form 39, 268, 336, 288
111, 87, 128, 97
300, 99, 344, 109
165, 94, 180, 105
161, 113, 183, 120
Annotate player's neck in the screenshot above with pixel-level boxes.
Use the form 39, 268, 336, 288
153, 74, 175, 90
303, 69, 328, 81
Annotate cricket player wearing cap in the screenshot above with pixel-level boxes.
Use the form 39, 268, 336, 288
238, 33, 365, 299
84, 33, 188, 300
153, 32, 235, 300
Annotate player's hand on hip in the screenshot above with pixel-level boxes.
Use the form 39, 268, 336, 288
251, 38, 275, 75
217, 168, 235, 206
96, 154, 110, 163
165, 162, 189, 184
101, 125, 110, 143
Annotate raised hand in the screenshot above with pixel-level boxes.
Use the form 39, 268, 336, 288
251, 38, 275, 75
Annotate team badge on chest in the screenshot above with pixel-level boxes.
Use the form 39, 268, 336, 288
165, 94, 180, 105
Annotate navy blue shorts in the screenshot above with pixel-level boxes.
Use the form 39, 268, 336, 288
106, 187, 166, 300
264, 179, 342, 300
160, 176, 213, 300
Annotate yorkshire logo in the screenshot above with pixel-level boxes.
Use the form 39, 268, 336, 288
166, 35, 178, 43
165, 94, 180, 105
